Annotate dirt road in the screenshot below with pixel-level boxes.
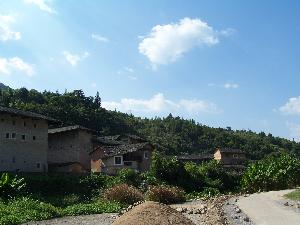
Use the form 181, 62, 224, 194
237, 189, 300, 225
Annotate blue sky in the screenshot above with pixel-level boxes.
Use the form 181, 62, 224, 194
1, 0, 300, 140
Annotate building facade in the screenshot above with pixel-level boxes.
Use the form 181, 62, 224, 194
0, 106, 55, 172
48, 126, 95, 172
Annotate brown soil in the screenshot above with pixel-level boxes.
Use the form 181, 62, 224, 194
112, 201, 195, 225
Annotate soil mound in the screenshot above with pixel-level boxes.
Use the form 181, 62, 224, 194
112, 201, 195, 225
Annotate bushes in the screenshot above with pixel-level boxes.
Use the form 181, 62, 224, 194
150, 151, 240, 193
62, 201, 122, 216
146, 185, 186, 204
113, 169, 142, 187
242, 153, 300, 193
0, 173, 26, 199
103, 184, 144, 205
0, 198, 60, 225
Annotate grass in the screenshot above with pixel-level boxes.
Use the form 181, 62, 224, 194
0, 197, 123, 225
284, 188, 300, 201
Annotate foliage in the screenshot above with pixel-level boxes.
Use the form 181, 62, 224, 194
61, 200, 122, 216
103, 184, 144, 205
186, 187, 221, 200
146, 185, 186, 204
241, 153, 300, 193
0, 197, 60, 225
150, 152, 240, 192
0, 173, 26, 199
113, 168, 142, 187
1, 87, 299, 160
284, 189, 300, 201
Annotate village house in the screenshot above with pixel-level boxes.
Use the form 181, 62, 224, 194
177, 147, 247, 168
0, 106, 56, 172
91, 135, 154, 174
48, 125, 95, 173
213, 147, 246, 168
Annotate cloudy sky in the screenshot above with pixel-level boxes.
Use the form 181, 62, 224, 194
1, 0, 300, 140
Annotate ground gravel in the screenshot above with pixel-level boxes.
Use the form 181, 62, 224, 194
23, 213, 118, 225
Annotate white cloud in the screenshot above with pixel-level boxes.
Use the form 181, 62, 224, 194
280, 96, 300, 115
0, 57, 35, 76
91, 33, 109, 42
223, 83, 239, 89
102, 93, 221, 115
62, 51, 89, 66
138, 17, 229, 67
0, 15, 21, 41
24, 0, 57, 14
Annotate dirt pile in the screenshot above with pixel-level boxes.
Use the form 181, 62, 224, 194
112, 201, 195, 225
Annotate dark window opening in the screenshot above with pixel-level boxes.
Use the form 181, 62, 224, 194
34, 124, 37, 128
21, 134, 26, 140
114, 156, 122, 165
33, 136, 36, 140
36, 163, 41, 168
11, 133, 16, 139
12, 157, 15, 163
6, 133, 10, 139
24, 122, 26, 127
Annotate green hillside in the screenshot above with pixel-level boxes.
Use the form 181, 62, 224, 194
0, 86, 299, 160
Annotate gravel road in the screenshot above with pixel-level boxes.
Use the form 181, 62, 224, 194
23, 213, 118, 225
237, 189, 300, 225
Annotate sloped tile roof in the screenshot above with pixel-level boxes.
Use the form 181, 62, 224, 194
0, 106, 57, 122
48, 125, 94, 134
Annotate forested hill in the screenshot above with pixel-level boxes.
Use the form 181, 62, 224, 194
0, 86, 299, 160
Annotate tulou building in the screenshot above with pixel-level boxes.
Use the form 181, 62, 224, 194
0, 106, 56, 172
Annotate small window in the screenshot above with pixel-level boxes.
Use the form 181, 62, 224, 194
1, 118, 4, 122
144, 151, 149, 159
12, 157, 15, 163
34, 124, 37, 128
24, 122, 26, 127
11, 133, 16, 139
33, 136, 36, 140
233, 154, 238, 158
12, 120, 15, 125
21, 134, 26, 140
5, 133, 10, 139
36, 163, 41, 168
114, 156, 123, 165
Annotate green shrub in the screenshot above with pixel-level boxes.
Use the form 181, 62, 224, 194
0, 173, 26, 199
113, 169, 141, 187
242, 153, 300, 193
62, 201, 122, 216
0, 197, 60, 225
103, 184, 143, 205
146, 185, 186, 204
186, 187, 221, 200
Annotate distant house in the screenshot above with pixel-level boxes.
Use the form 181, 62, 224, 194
48, 125, 95, 173
91, 135, 154, 174
0, 106, 56, 172
214, 148, 246, 168
176, 154, 213, 164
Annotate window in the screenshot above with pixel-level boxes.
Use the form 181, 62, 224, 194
21, 134, 26, 140
33, 124, 37, 128
114, 156, 123, 165
233, 154, 238, 158
12, 157, 15, 163
12, 121, 15, 125
36, 163, 41, 169
33, 136, 36, 140
11, 133, 16, 139
24, 122, 26, 127
1, 118, 4, 122
5, 133, 10, 139
144, 151, 149, 159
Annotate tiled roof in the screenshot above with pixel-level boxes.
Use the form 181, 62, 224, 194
217, 148, 244, 154
48, 125, 94, 134
176, 154, 213, 160
94, 134, 147, 145
0, 106, 57, 122
101, 142, 153, 158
